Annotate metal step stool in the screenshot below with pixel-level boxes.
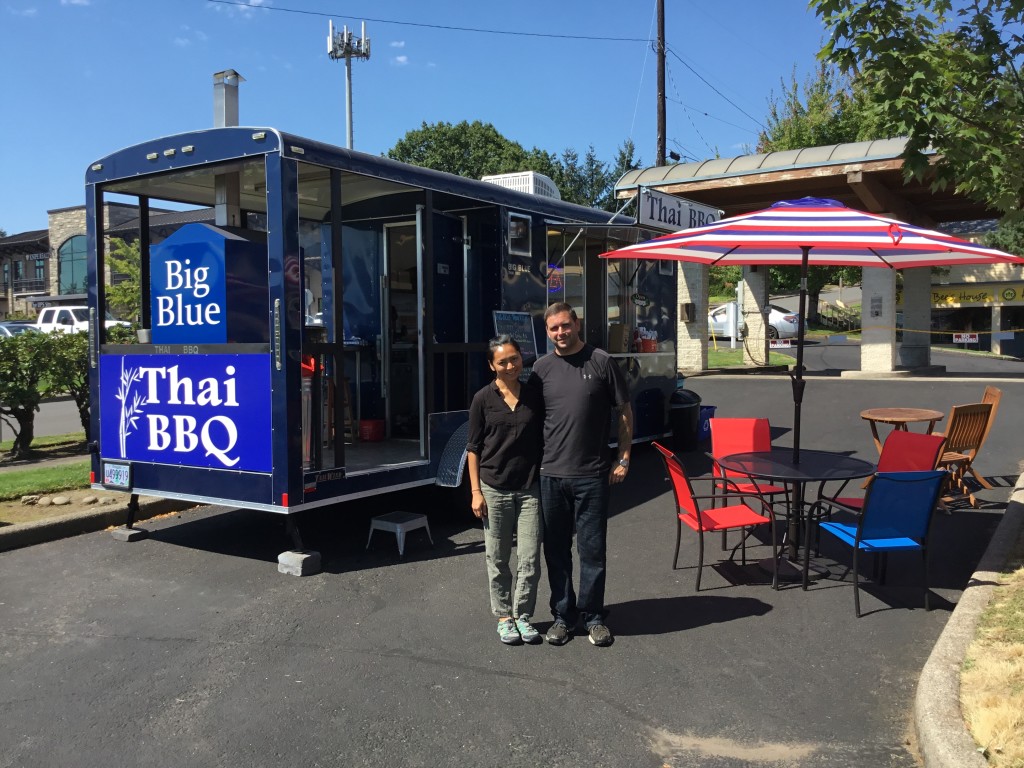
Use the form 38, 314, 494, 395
366, 511, 433, 556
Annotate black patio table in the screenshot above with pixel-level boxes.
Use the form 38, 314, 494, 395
717, 448, 876, 587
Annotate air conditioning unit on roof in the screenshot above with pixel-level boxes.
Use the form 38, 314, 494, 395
480, 171, 561, 200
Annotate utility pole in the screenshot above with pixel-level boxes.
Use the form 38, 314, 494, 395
656, 0, 666, 167
327, 20, 371, 150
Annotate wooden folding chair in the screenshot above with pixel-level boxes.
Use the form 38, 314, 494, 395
936, 402, 993, 507
977, 385, 1002, 456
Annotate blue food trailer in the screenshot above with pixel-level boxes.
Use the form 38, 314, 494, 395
85, 127, 677, 527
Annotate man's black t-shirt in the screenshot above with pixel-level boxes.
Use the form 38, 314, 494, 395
466, 379, 544, 491
531, 344, 630, 478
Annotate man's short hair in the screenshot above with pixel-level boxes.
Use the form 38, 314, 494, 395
544, 302, 578, 322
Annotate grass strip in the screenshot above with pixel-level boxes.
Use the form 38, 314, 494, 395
0, 432, 86, 452
961, 529, 1024, 765
707, 348, 793, 368
0, 460, 91, 501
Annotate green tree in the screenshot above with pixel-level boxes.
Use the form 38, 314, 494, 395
813, 0, 1024, 218
106, 237, 142, 322
387, 121, 633, 209
605, 139, 642, 213
754, 60, 872, 317
983, 221, 1024, 256
47, 331, 91, 440
757, 61, 880, 152
554, 147, 612, 209
0, 332, 56, 459
387, 120, 529, 179
522, 146, 562, 186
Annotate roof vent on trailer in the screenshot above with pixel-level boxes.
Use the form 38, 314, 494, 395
480, 171, 561, 200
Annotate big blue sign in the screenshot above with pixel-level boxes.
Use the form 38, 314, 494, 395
150, 224, 229, 344
100, 353, 272, 472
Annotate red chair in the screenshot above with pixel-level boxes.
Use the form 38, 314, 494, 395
709, 418, 789, 549
710, 417, 789, 500
653, 441, 778, 591
826, 430, 946, 511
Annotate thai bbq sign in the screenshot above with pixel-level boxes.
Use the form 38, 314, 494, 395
638, 188, 722, 233
100, 354, 272, 472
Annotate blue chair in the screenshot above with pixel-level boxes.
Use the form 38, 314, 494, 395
807, 470, 947, 617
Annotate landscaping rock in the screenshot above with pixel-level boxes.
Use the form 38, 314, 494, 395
100, 497, 115, 505
82, 496, 98, 505
21, 495, 40, 506
51, 496, 71, 506
38, 498, 52, 507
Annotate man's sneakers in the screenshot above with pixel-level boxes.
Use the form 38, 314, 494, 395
497, 617, 521, 645
587, 623, 614, 647
517, 619, 613, 647
515, 616, 542, 644
545, 620, 571, 646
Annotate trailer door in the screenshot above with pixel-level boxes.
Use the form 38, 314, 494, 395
383, 222, 420, 442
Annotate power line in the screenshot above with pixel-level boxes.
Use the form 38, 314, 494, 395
665, 96, 760, 135
665, 59, 716, 156
668, 138, 699, 163
207, 0, 651, 42
629, 1, 660, 144
665, 46, 766, 131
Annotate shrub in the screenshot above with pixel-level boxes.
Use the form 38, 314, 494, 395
0, 333, 57, 458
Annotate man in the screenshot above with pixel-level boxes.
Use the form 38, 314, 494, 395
531, 302, 632, 647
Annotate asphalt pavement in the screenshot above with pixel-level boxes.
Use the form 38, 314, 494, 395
1, 376, 1021, 767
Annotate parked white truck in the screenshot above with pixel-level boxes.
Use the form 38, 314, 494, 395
35, 306, 129, 334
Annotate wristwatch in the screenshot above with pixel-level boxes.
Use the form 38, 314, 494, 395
617, 458, 629, 468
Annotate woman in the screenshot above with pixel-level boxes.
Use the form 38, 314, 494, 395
466, 334, 544, 645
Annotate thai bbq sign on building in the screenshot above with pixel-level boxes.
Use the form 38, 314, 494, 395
637, 188, 723, 233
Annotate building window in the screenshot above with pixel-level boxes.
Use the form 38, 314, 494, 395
58, 235, 87, 295
34, 258, 46, 282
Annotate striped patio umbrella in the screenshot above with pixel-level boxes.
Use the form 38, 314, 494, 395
601, 197, 1024, 461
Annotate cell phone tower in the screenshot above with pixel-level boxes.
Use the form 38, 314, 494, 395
327, 20, 371, 150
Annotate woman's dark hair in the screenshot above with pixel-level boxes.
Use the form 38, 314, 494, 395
487, 334, 521, 362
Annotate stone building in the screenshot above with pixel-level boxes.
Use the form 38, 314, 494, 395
0, 204, 210, 319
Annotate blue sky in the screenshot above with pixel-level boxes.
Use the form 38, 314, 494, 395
1, 0, 829, 235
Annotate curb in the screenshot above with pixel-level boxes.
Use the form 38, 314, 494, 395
0, 497, 194, 553
682, 365, 790, 377
915, 477, 1024, 767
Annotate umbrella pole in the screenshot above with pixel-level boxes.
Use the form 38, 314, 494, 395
790, 246, 810, 464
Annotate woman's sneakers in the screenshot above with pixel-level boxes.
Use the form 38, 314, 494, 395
497, 616, 542, 645
497, 617, 521, 645
515, 616, 541, 644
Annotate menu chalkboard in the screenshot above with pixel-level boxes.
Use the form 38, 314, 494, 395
492, 310, 539, 366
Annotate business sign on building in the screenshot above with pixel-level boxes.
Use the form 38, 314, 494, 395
638, 188, 723, 233
898, 282, 1024, 308
99, 353, 273, 472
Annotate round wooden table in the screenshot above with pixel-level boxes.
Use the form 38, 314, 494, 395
860, 407, 945, 454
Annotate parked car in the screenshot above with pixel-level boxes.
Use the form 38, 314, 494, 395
0, 321, 41, 338
35, 306, 129, 334
708, 302, 800, 340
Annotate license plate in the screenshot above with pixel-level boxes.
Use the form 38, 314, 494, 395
102, 461, 132, 489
